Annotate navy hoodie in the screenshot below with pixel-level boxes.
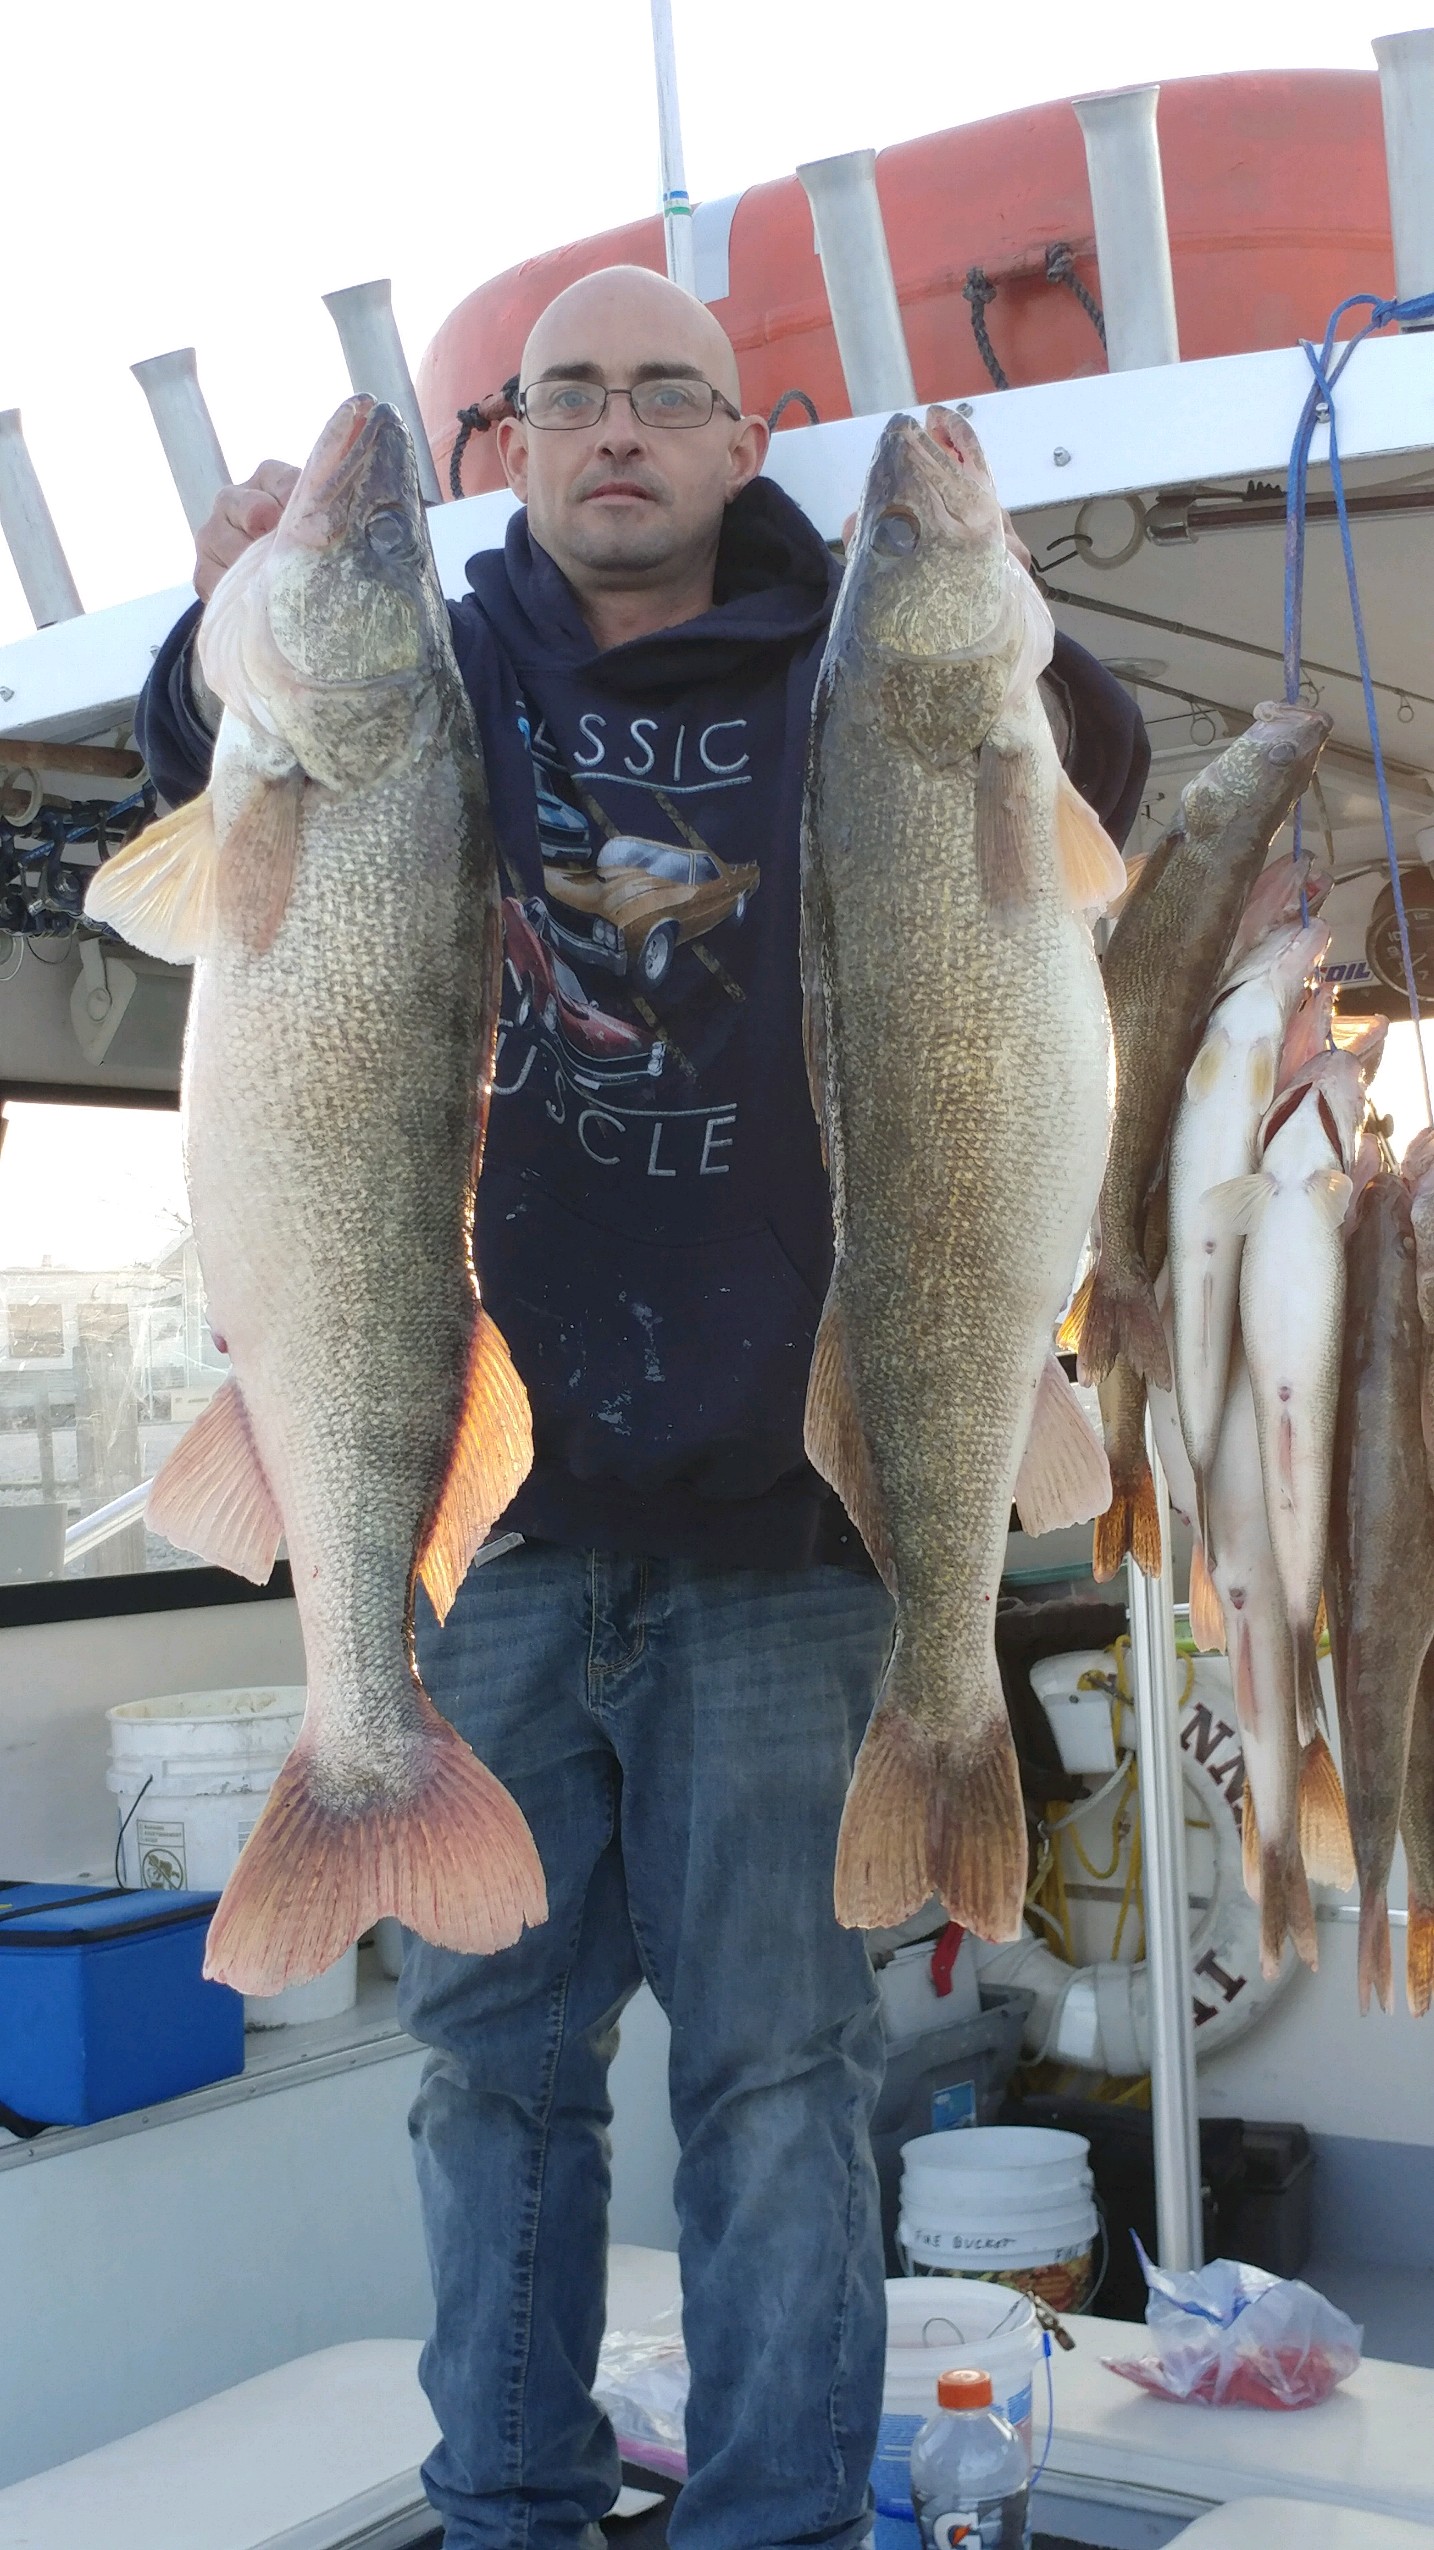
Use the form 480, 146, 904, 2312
136, 478, 1148, 1573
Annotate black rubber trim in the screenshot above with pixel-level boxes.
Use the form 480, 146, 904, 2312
0, 1561, 294, 1631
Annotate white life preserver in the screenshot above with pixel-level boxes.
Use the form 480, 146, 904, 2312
975, 1649, 1292, 2071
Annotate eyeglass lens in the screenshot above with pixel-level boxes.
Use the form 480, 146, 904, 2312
524, 379, 718, 429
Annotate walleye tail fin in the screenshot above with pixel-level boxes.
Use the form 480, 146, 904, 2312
419, 1309, 534, 1623
1187, 1538, 1226, 1653
1057, 1267, 1094, 1355
204, 1690, 547, 1996
1358, 1888, 1394, 2015
83, 793, 219, 962
1293, 1625, 1326, 1749
834, 1682, 1026, 1942
1055, 770, 1126, 913
1014, 1353, 1111, 1537
1260, 1841, 1318, 1980
1077, 1262, 1170, 1393
1093, 1459, 1162, 1584
1298, 1733, 1356, 1890
805, 1289, 895, 1590
1406, 1899, 1434, 2018
147, 1376, 282, 1582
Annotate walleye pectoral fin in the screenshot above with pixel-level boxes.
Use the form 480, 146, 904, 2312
1014, 1354, 1111, 1537
82, 793, 219, 961
1055, 769, 1126, 913
1185, 1028, 1230, 1102
834, 1688, 1027, 1941
1298, 1731, 1355, 1890
1187, 1537, 1226, 1653
218, 771, 305, 956
1205, 1171, 1272, 1237
146, 1376, 281, 1582
418, 1310, 534, 1624
1248, 1036, 1279, 1115
805, 1292, 895, 1591
1310, 1168, 1353, 1230
203, 1691, 548, 1995
974, 735, 1038, 906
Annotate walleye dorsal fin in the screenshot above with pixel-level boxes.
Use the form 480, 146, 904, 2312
1205, 1171, 1273, 1236
1055, 770, 1126, 914
146, 1376, 282, 1582
1014, 1353, 1111, 1537
218, 773, 306, 956
805, 1290, 895, 1592
974, 735, 1038, 907
1185, 1029, 1230, 1103
418, 1309, 533, 1624
82, 793, 219, 962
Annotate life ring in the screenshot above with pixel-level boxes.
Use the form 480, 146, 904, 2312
976, 1648, 1293, 2071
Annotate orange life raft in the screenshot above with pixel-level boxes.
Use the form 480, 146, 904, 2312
419, 70, 1394, 500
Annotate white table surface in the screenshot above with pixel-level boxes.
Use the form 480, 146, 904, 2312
1173, 2495, 1434, 2546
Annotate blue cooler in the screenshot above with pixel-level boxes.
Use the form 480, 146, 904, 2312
0, 1881, 244, 2130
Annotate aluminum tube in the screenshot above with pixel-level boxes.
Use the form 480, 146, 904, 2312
1375, 30, 1434, 305
796, 150, 916, 417
321, 281, 443, 506
0, 410, 82, 626
1072, 87, 1180, 371
131, 350, 231, 534
650, 0, 696, 295
1126, 1412, 1205, 2269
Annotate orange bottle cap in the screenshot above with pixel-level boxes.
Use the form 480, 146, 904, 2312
936, 2368, 993, 2410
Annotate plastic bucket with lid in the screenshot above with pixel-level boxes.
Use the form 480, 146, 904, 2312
106, 1687, 357, 2029
873, 2278, 1044, 2546
898, 2125, 1100, 2313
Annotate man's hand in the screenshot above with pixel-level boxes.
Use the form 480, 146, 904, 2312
194, 460, 299, 603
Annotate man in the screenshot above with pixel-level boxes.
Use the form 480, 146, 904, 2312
138, 265, 1147, 2550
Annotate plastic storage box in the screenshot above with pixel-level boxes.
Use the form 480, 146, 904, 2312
0, 1881, 244, 2131
871, 1984, 1033, 2270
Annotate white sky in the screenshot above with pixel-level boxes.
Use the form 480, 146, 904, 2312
0, 0, 1416, 646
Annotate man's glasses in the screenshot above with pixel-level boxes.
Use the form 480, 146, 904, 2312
517, 378, 743, 431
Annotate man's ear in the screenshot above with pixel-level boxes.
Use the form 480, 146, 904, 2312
496, 418, 529, 498
725, 413, 769, 502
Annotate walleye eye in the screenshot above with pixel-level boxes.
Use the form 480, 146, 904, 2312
872, 507, 920, 555
366, 508, 411, 559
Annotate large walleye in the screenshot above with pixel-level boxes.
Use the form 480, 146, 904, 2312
802, 407, 1123, 1938
1212, 1049, 1364, 1749
1326, 1173, 1434, 2012
87, 398, 546, 1992
1169, 920, 1328, 1546
1074, 705, 1330, 1391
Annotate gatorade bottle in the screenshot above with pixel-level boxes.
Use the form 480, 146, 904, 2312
909, 2368, 1029, 2550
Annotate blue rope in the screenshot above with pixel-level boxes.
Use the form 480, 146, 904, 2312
1283, 288, 1434, 1124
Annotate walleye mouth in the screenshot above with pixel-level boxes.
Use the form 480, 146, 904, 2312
867, 409, 1001, 539
284, 396, 416, 552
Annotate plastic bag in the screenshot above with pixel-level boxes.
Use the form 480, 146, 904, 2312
1104, 2240, 1362, 2410
593, 2307, 690, 2477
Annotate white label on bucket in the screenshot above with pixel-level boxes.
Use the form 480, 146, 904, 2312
136, 1820, 187, 1890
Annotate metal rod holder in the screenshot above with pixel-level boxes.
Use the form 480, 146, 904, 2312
650, 0, 696, 295
1127, 1412, 1205, 2268
0, 410, 83, 627
131, 349, 232, 535
797, 149, 916, 418
1374, 28, 1434, 307
1072, 86, 1180, 372
321, 281, 443, 506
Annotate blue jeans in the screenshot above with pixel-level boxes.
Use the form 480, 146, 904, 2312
401, 1543, 894, 2550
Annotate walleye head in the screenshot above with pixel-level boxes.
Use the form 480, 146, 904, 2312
200, 396, 450, 790
839, 407, 1050, 699
1181, 700, 1333, 849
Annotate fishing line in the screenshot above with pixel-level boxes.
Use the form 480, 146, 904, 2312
1283, 287, 1434, 1126
112, 1772, 153, 1888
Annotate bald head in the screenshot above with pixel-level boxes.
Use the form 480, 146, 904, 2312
520, 264, 742, 406
496, 263, 767, 650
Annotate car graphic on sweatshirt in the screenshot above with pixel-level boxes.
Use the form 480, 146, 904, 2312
541, 835, 760, 989
502, 898, 666, 1087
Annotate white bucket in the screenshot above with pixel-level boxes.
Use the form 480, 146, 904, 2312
898, 2125, 1100, 2313
106, 1686, 357, 2030
884, 2276, 1043, 2462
